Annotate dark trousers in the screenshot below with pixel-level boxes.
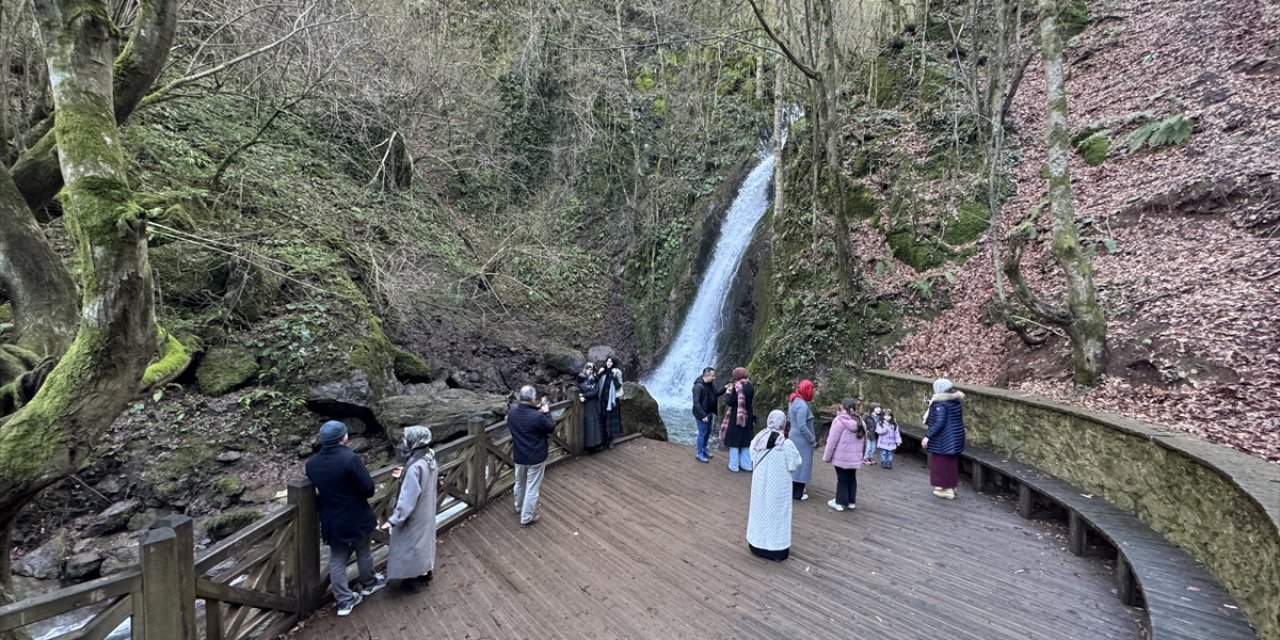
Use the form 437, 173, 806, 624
835, 467, 858, 506
792, 481, 806, 500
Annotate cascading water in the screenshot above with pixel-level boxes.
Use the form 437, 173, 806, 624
641, 153, 775, 443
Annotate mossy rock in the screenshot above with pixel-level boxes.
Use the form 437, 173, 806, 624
1076, 134, 1109, 167
197, 345, 259, 396
1061, 0, 1090, 40
941, 202, 991, 245
392, 347, 433, 383
844, 186, 881, 221
149, 244, 229, 309
0, 304, 12, 324
888, 228, 948, 271
224, 260, 283, 323
214, 475, 246, 498
206, 509, 262, 541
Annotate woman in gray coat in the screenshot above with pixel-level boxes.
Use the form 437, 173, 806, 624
787, 380, 816, 500
383, 426, 438, 593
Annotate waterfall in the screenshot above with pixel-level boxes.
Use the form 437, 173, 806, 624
641, 154, 775, 443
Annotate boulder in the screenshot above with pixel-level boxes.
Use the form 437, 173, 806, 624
14, 533, 68, 579
63, 551, 105, 581
375, 387, 508, 443
542, 347, 585, 376
306, 370, 381, 429
197, 345, 259, 396
205, 509, 262, 542
619, 382, 667, 442
216, 451, 243, 464
587, 345, 617, 365
101, 544, 141, 576
347, 436, 371, 454
85, 499, 141, 537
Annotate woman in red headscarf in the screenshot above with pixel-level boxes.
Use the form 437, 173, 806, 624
719, 367, 756, 472
787, 380, 816, 500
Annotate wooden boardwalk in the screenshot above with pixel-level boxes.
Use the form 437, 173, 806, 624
291, 439, 1142, 640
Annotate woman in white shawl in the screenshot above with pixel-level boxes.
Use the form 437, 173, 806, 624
745, 410, 802, 561
383, 426, 438, 592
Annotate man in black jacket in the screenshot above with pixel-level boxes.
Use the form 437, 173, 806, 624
691, 367, 723, 463
508, 385, 556, 527
304, 420, 386, 616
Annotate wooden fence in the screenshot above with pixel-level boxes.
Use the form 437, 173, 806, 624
0, 398, 614, 640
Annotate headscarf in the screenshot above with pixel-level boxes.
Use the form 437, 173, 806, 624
731, 367, 748, 382
789, 379, 814, 403
399, 425, 436, 465
751, 410, 787, 451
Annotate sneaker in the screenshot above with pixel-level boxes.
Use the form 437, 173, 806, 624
423, 570, 433, 583
846, 503, 856, 510
359, 574, 387, 596
696, 454, 709, 463
336, 593, 363, 616
800, 493, 810, 501
520, 515, 539, 527
827, 499, 845, 512
942, 488, 957, 500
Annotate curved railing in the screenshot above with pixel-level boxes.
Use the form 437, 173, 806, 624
0, 398, 605, 640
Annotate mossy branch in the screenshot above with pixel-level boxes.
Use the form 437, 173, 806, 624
1001, 232, 1073, 326
139, 326, 192, 392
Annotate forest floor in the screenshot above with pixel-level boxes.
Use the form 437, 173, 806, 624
887, 0, 1280, 461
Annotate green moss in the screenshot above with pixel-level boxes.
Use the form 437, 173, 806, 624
844, 186, 880, 221
942, 202, 991, 245
0, 304, 11, 324
214, 475, 245, 497
1061, 0, 1090, 40
196, 345, 259, 396
205, 509, 261, 541
1076, 134, 1109, 166
392, 347, 432, 383
140, 329, 194, 390
888, 228, 947, 271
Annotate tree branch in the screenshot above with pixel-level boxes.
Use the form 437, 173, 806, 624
745, 0, 822, 82
1002, 232, 1074, 326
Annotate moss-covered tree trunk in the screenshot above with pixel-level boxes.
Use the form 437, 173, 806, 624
1032, 0, 1107, 384
9, 0, 177, 217
0, 0, 156, 613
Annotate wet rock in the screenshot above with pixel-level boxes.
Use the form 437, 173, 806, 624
619, 382, 667, 442
14, 533, 68, 579
85, 499, 141, 537
63, 551, 105, 581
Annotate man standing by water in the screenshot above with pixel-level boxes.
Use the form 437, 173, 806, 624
305, 420, 386, 616
508, 385, 556, 527
692, 367, 723, 463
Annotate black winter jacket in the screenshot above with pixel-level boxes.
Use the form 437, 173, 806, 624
691, 378, 724, 421
507, 402, 557, 465
304, 444, 377, 547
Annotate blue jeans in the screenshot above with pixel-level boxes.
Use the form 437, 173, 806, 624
695, 415, 713, 458
728, 447, 753, 472
880, 448, 893, 464
864, 437, 878, 461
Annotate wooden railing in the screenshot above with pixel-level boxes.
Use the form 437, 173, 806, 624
0, 398, 605, 640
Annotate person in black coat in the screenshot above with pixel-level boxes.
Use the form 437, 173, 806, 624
304, 420, 386, 616
721, 367, 756, 472
577, 363, 606, 452
691, 367, 724, 463
508, 385, 556, 526
597, 355, 624, 449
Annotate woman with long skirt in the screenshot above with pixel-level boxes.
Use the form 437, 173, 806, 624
383, 426, 438, 592
577, 363, 605, 452
923, 378, 966, 500
598, 356, 624, 449
746, 410, 802, 561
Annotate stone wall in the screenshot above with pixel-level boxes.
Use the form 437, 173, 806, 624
861, 370, 1280, 639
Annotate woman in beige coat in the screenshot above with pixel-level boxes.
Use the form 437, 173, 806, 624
383, 426, 438, 592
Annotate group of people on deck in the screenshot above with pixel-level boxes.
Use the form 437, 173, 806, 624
692, 368, 966, 562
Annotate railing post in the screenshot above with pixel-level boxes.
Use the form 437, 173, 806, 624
136, 523, 196, 640
467, 419, 488, 508
288, 478, 322, 618
568, 399, 584, 456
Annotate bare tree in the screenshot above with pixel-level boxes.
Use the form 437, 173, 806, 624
1003, 0, 1107, 385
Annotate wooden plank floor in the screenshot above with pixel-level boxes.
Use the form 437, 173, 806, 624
290, 439, 1143, 640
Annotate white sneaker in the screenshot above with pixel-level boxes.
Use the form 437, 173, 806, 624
800, 493, 810, 500
827, 499, 845, 512
846, 503, 856, 510
359, 574, 387, 596
337, 593, 363, 616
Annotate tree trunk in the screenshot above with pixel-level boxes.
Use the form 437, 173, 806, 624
9, 0, 178, 218
1038, 0, 1107, 384
1, 0, 157, 597
0, 164, 78, 357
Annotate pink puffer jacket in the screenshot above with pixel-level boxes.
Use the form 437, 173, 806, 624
823, 410, 866, 470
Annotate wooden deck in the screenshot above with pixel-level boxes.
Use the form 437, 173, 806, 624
291, 439, 1143, 640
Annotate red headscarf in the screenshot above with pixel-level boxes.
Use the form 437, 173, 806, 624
731, 367, 748, 382
789, 379, 814, 403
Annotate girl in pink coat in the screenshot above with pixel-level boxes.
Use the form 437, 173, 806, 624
822, 397, 866, 512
